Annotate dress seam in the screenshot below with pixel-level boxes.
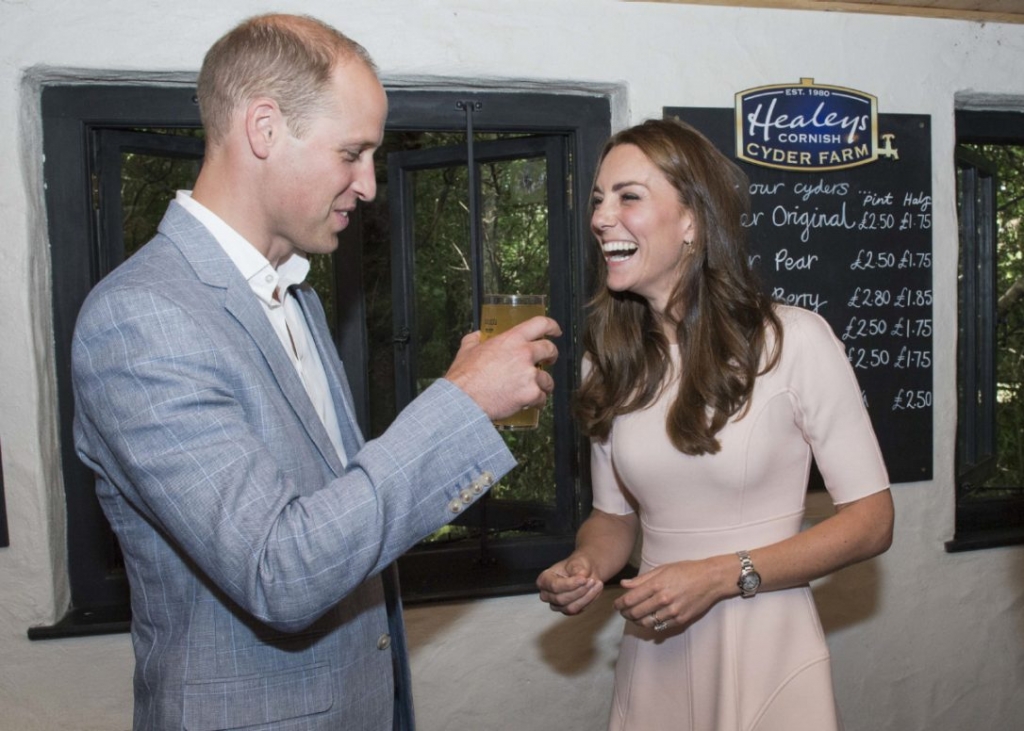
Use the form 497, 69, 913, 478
612, 627, 639, 728
747, 654, 833, 731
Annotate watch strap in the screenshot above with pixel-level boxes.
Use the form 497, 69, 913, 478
736, 549, 760, 598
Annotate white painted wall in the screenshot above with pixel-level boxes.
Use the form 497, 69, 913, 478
2, 1, 1022, 729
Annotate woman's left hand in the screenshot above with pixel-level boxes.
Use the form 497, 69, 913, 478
613, 557, 730, 633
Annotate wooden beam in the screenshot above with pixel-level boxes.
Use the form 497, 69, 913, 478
627, 0, 1024, 24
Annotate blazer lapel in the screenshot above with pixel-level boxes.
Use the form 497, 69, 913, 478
227, 284, 349, 474
160, 202, 347, 477
293, 285, 364, 460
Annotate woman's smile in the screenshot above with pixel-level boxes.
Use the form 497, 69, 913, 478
591, 143, 695, 314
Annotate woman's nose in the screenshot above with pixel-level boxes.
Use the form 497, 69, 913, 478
592, 205, 616, 232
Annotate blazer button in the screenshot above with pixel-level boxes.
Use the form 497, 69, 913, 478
377, 633, 391, 651
460, 489, 473, 504
481, 471, 495, 486
448, 498, 462, 514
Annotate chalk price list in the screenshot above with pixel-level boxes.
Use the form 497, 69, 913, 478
847, 285, 933, 308
843, 244, 933, 412
854, 211, 932, 233
849, 249, 932, 271
748, 186, 934, 416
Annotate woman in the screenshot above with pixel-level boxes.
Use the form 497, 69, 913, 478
537, 118, 893, 731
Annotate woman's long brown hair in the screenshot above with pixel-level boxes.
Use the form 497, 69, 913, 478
575, 118, 782, 455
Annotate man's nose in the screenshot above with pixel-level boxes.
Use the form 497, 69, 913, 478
353, 157, 377, 202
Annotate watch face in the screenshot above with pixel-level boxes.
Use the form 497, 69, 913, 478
740, 572, 761, 592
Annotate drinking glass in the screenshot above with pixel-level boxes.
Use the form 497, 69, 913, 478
479, 293, 547, 430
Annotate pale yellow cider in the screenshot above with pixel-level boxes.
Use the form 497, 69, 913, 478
480, 299, 546, 429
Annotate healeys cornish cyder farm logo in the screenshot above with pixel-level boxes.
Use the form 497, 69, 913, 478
735, 78, 891, 172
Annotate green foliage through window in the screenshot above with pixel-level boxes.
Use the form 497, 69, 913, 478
963, 143, 1024, 489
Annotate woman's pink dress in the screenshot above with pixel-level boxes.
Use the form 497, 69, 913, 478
593, 305, 890, 731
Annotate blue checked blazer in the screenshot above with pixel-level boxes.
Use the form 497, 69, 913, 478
72, 201, 516, 730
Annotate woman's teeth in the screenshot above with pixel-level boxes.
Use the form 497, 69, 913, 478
602, 241, 638, 262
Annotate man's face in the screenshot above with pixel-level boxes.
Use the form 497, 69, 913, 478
266, 59, 387, 263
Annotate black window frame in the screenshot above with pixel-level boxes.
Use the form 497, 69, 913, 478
948, 109, 1024, 552
380, 94, 608, 601
33, 83, 608, 637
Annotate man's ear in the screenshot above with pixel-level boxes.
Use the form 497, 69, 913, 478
245, 98, 281, 160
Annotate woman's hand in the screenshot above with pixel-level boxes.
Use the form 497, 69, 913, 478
613, 556, 732, 632
537, 509, 638, 616
537, 555, 604, 615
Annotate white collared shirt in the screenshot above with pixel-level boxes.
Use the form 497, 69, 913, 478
176, 191, 348, 467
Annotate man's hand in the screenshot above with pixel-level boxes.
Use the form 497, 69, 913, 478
444, 316, 561, 422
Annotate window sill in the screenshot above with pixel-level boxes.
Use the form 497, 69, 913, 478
945, 526, 1024, 552
398, 534, 576, 604
27, 605, 130, 640
25, 558, 639, 635
947, 491, 1024, 552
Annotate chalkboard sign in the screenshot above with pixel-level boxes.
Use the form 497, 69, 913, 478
666, 107, 933, 483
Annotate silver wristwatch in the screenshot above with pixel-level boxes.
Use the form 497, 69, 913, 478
736, 550, 761, 598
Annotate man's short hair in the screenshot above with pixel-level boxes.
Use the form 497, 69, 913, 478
197, 13, 377, 145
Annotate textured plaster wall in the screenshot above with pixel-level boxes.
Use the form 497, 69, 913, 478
1, 1, 1022, 730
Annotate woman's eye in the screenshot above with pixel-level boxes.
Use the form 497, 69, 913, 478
621, 192, 640, 201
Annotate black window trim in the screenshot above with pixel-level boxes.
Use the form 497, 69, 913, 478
35, 85, 204, 639
33, 82, 609, 637
387, 132, 576, 601
947, 108, 1024, 552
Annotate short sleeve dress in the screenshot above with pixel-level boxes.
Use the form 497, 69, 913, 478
592, 305, 890, 731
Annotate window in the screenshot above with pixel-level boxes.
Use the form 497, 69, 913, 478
950, 109, 1024, 551
34, 84, 607, 637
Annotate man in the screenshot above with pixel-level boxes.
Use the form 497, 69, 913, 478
71, 13, 559, 731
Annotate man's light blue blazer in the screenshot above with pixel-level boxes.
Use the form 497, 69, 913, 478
72, 201, 516, 730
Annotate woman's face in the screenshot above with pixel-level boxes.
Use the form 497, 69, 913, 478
590, 143, 695, 316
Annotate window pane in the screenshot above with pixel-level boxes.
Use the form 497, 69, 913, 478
412, 163, 473, 389
109, 133, 205, 579
478, 156, 555, 508
963, 143, 1024, 491
376, 131, 562, 547
481, 156, 550, 295
410, 154, 558, 521
120, 130, 204, 255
